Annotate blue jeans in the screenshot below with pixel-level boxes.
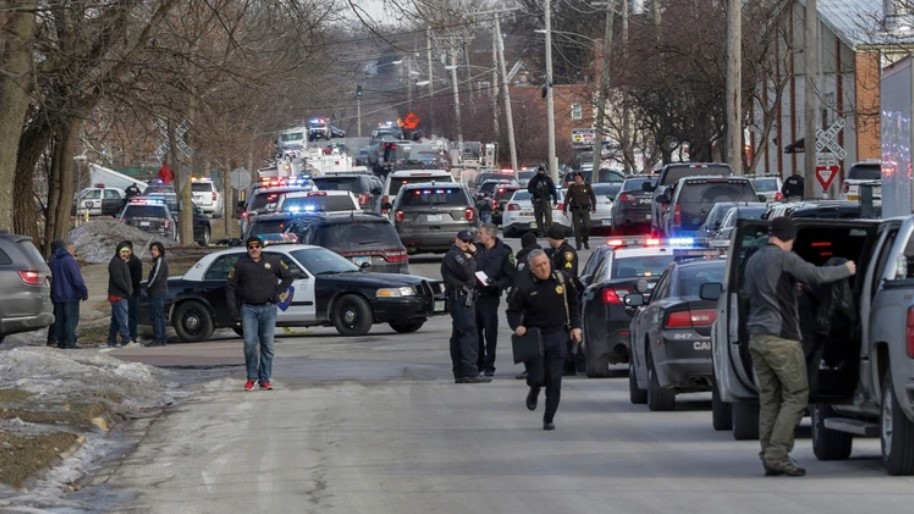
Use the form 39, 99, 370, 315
54, 301, 80, 349
150, 294, 167, 344
241, 304, 277, 383
107, 299, 130, 346
128, 295, 139, 341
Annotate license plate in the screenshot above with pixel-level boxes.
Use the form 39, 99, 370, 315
646, 214, 652, 220
520, 211, 534, 216
434, 300, 445, 312
139, 221, 150, 227
427, 215, 442, 222
601, 218, 611, 225
352, 256, 371, 266
847, 194, 859, 201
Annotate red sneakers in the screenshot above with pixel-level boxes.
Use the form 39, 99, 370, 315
244, 379, 256, 392
260, 380, 273, 390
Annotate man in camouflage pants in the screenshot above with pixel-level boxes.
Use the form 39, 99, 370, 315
743, 217, 856, 477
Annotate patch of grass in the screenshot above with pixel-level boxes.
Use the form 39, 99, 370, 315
0, 389, 32, 404
0, 401, 114, 428
0, 431, 80, 488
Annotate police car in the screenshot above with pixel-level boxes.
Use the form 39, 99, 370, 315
238, 176, 316, 234
135, 244, 447, 342
190, 177, 223, 216
119, 196, 177, 241
579, 236, 713, 377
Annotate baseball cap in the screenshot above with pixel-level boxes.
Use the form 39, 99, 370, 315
456, 230, 474, 242
546, 224, 566, 240
520, 232, 538, 247
246, 236, 264, 248
768, 217, 797, 242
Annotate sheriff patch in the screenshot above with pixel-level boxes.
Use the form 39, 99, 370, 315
264, 262, 271, 269
564, 251, 574, 262
555, 285, 564, 295
508, 253, 516, 267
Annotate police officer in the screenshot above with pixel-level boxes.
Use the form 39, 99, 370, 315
744, 217, 855, 476
474, 224, 516, 377
226, 236, 294, 392
512, 232, 541, 381
441, 230, 492, 384
564, 172, 597, 250
781, 171, 805, 200
507, 249, 582, 430
527, 165, 558, 236
545, 224, 578, 277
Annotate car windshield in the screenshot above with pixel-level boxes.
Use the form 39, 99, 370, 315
847, 163, 881, 180
494, 187, 518, 200
612, 255, 675, 278
314, 221, 402, 249
250, 218, 291, 235
281, 195, 356, 213
399, 187, 467, 207
145, 185, 176, 195
621, 177, 653, 191
123, 205, 168, 218
702, 203, 736, 229
289, 247, 359, 274
662, 165, 730, 186
191, 182, 214, 192
752, 178, 779, 191
592, 183, 622, 196
312, 177, 361, 192
280, 132, 304, 142
479, 181, 514, 194
678, 263, 726, 296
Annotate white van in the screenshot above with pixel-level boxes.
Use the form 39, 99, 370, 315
381, 169, 456, 215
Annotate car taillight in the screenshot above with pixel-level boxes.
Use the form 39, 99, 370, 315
358, 193, 370, 205
395, 210, 405, 222
601, 288, 626, 305
907, 307, 914, 358
164, 219, 171, 228
381, 195, 389, 213
665, 309, 716, 328
618, 193, 632, 202
507, 203, 520, 211
18, 269, 43, 286
212, 192, 217, 201
465, 207, 475, 221
491, 199, 497, 210
674, 204, 682, 226
842, 182, 850, 193
383, 250, 409, 263
690, 309, 716, 327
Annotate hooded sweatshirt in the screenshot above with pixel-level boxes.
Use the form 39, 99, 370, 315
49, 247, 88, 303
108, 242, 134, 299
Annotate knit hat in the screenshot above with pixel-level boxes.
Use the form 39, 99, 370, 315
768, 217, 797, 242
520, 232, 538, 247
245, 236, 264, 247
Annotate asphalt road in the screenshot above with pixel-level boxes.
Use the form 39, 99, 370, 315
87, 239, 914, 513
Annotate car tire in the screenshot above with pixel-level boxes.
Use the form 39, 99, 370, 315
731, 402, 760, 440
332, 294, 373, 336
711, 377, 733, 431
812, 404, 853, 461
389, 320, 424, 333
197, 226, 211, 246
629, 362, 647, 405
647, 365, 676, 411
881, 372, 914, 475
173, 301, 215, 342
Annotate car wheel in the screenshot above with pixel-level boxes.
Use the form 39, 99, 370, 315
812, 404, 853, 461
647, 364, 676, 411
332, 294, 373, 336
629, 362, 647, 404
197, 226, 211, 246
173, 301, 214, 342
731, 402, 760, 440
711, 377, 733, 431
881, 372, 914, 475
389, 320, 424, 333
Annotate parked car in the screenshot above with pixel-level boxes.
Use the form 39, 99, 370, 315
136, 245, 447, 341
788, 201, 881, 219
390, 182, 479, 254
658, 176, 760, 237
840, 160, 881, 203
71, 187, 127, 217
747, 175, 783, 202
643, 162, 733, 235
380, 169, 456, 215
238, 180, 316, 234
710, 203, 768, 246
312, 173, 384, 213
501, 189, 571, 238
119, 197, 178, 241
190, 177, 223, 217
490, 185, 519, 225
277, 190, 361, 215
0, 232, 54, 344
611, 176, 655, 235
588, 182, 621, 235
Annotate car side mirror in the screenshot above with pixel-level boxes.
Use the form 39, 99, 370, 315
699, 282, 723, 301
635, 278, 651, 294
623, 293, 644, 307
757, 194, 768, 202
359, 261, 372, 270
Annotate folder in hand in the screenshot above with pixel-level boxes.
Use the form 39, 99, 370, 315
511, 327, 543, 364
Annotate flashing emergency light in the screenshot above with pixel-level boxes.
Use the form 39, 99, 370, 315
605, 236, 698, 249
149, 179, 164, 185
191, 177, 212, 182
129, 197, 166, 206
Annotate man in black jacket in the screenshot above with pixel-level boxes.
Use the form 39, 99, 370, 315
121, 240, 143, 343
512, 231, 541, 380
226, 236, 294, 391
107, 242, 135, 347
474, 224, 516, 377
527, 165, 557, 236
146, 242, 169, 347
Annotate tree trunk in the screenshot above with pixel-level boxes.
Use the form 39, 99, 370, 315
0, 4, 37, 232
45, 118, 82, 248
14, 121, 52, 241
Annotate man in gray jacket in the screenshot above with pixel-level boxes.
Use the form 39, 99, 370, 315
744, 217, 855, 477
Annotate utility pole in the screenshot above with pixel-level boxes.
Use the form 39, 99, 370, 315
804, 0, 818, 198
592, 1, 615, 184
449, 38, 464, 153
621, 0, 632, 174
427, 28, 435, 135
652, 0, 661, 28
495, 14, 518, 173
544, 0, 558, 182
492, 27, 500, 141
725, 0, 742, 175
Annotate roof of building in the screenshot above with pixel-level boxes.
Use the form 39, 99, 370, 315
804, 0, 914, 49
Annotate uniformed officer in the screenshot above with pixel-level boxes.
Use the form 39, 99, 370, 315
441, 230, 492, 384
781, 171, 805, 200
526, 165, 558, 236
511, 232, 541, 381
474, 224, 516, 377
564, 172, 597, 250
507, 249, 582, 430
545, 224, 578, 277
226, 236, 294, 392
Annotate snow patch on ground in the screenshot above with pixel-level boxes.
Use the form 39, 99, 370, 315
69, 221, 178, 264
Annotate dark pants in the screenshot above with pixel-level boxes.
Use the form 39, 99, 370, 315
527, 330, 568, 424
570, 206, 591, 247
128, 294, 139, 341
54, 301, 80, 349
150, 294, 167, 345
448, 296, 479, 379
475, 295, 500, 373
533, 199, 553, 235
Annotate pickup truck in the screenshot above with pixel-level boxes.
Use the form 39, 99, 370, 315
703, 216, 914, 475
641, 162, 732, 237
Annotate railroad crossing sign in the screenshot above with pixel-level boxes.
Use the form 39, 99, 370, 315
816, 165, 840, 191
815, 118, 847, 161
153, 118, 192, 162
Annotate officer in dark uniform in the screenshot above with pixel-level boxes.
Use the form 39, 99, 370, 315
474, 224, 516, 377
507, 249, 582, 430
526, 165, 558, 236
226, 236, 294, 392
441, 230, 492, 384
781, 171, 805, 200
564, 172, 597, 250
545, 224, 578, 277
511, 232, 541, 381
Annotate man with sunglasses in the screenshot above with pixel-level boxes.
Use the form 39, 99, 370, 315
227, 236, 294, 392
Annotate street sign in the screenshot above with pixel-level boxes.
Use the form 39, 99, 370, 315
230, 167, 251, 190
571, 128, 611, 149
815, 118, 847, 160
816, 165, 840, 191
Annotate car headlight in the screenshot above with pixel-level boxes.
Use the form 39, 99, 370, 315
376, 287, 416, 298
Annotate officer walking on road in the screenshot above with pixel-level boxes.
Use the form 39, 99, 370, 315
744, 217, 855, 477
507, 249, 582, 430
527, 165, 558, 237
226, 236, 294, 392
564, 172, 596, 250
511, 232, 542, 381
781, 171, 805, 200
474, 224, 516, 377
441, 230, 492, 384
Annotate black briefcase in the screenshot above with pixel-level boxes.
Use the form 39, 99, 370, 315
512, 327, 543, 364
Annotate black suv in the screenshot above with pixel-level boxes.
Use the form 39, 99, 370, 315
312, 173, 383, 213
283, 212, 409, 273
0, 232, 53, 344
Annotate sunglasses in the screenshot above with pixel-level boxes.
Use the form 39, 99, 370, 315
459, 239, 473, 244
247, 244, 261, 249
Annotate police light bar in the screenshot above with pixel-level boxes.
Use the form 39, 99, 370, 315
605, 236, 702, 249
260, 233, 299, 246
673, 248, 726, 261
129, 197, 166, 206
286, 204, 317, 213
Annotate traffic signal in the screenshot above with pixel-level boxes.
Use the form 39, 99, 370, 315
356, 85, 363, 97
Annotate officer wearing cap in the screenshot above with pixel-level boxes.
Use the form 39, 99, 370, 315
226, 236, 294, 392
527, 165, 558, 236
744, 217, 856, 477
545, 224, 578, 277
441, 230, 491, 384
564, 172, 596, 250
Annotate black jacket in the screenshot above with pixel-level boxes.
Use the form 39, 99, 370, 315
547, 242, 578, 276
527, 173, 557, 203
127, 254, 143, 297
782, 175, 804, 198
108, 242, 133, 299
507, 271, 581, 332
474, 238, 515, 296
441, 244, 476, 293
147, 255, 170, 295
226, 253, 294, 315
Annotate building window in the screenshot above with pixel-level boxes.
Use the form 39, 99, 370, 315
571, 103, 582, 121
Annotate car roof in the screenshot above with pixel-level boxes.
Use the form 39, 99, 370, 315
389, 169, 451, 177
282, 190, 354, 197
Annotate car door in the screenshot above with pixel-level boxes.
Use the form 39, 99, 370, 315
266, 250, 317, 322
632, 268, 671, 388
102, 189, 124, 216
78, 189, 102, 215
